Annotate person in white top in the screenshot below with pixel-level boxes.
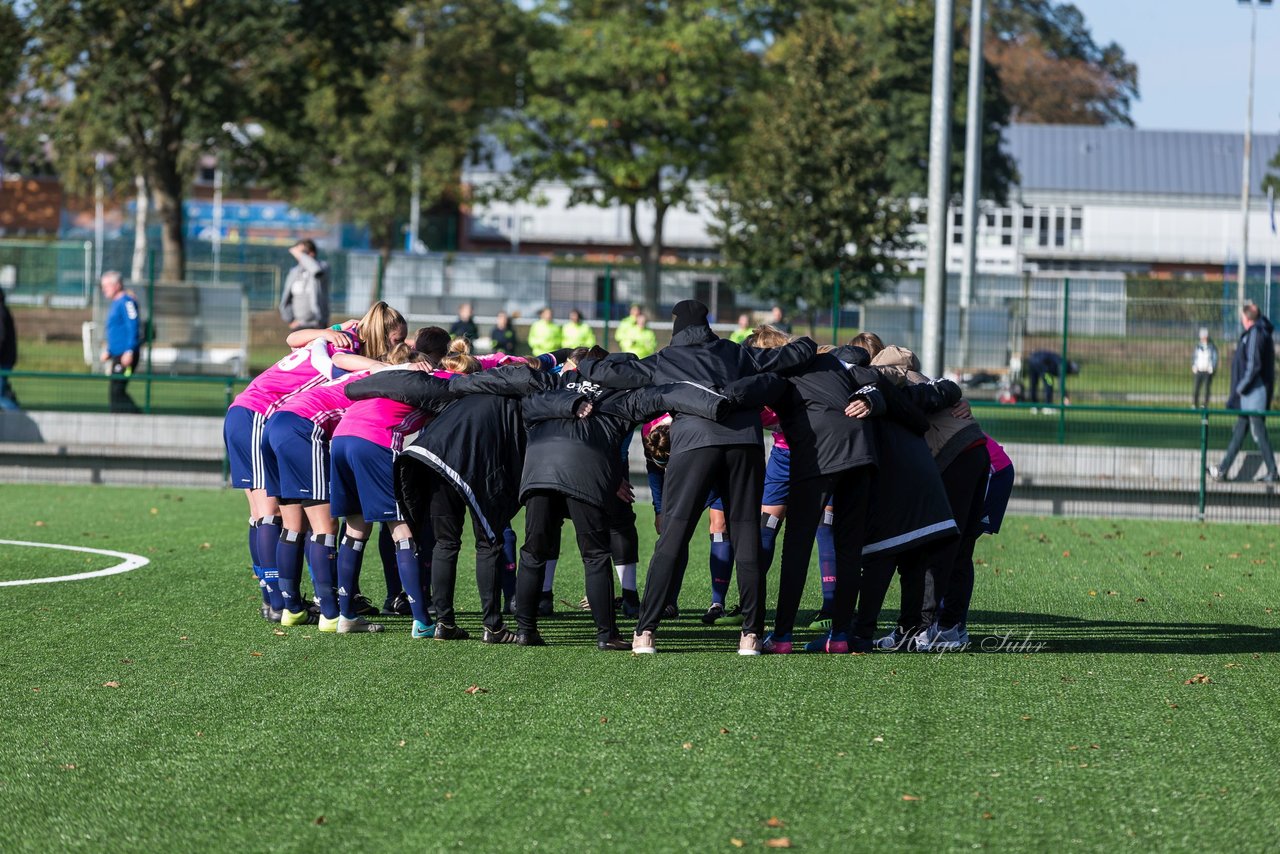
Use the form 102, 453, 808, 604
1192, 327, 1218, 409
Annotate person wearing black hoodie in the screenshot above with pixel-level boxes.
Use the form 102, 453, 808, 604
576, 299, 817, 655
449, 346, 736, 649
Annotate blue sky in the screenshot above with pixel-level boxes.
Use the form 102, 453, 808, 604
1071, 0, 1280, 133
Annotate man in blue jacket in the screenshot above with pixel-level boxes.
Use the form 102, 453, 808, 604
99, 271, 142, 413
1210, 302, 1277, 482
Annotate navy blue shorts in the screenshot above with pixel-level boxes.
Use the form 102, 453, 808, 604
647, 468, 723, 515
762, 444, 791, 506
224, 405, 267, 490
265, 412, 330, 502
982, 465, 1014, 535
330, 436, 400, 523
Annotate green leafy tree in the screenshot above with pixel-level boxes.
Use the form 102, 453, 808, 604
252, 0, 535, 295
495, 1, 760, 312
25, 0, 285, 282
712, 12, 913, 314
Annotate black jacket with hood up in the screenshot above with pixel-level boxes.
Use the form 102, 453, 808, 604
576, 324, 817, 456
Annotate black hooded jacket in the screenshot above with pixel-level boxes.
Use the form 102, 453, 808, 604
448, 363, 733, 508
345, 369, 523, 545
1227, 315, 1276, 410
576, 324, 817, 455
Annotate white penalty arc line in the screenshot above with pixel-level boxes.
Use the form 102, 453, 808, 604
0, 539, 150, 587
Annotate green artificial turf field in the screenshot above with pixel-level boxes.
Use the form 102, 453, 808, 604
2, 484, 1279, 852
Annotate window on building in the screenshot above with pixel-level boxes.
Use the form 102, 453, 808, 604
1070, 207, 1083, 250
1054, 211, 1066, 247
1038, 208, 1051, 247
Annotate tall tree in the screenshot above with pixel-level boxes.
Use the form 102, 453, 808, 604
250, 0, 535, 295
986, 0, 1138, 126
25, 0, 283, 281
495, 1, 760, 312
712, 12, 913, 313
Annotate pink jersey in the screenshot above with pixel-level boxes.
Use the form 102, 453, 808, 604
986, 434, 1012, 473
641, 413, 672, 444
333, 365, 429, 453
760, 406, 790, 451
231, 334, 358, 416
274, 370, 370, 439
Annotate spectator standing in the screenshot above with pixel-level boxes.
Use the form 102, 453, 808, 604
99, 271, 143, 413
0, 286, 17, 410
626, 312, 658, 359
449, 302, 479, 342
279, 239, 330, 330
1210, 303, 1277, 482
490, 310, 518, 354
729, 313, 752, 344
1025, 349, 1079, 405
527, 307, 562, 355
614, 303, 643, 351
561, 308, 596, 349
769, 305, 792, 334
1192, 327, 1218, 408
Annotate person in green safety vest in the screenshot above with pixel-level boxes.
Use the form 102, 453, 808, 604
625, 311, 658, 359
728, 313, 752, 344
561, 308, 596, 349
613, 303, 643, 351
527, 307, 562, 355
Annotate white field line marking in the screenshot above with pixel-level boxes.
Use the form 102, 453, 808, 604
0, 539, 150, 586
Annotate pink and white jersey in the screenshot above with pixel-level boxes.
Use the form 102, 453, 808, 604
986, 434, 1012, 473
641, 413, 672, 443
478, 352, 524, 370
231, 334, 358, 416
274, 370, 370, 439
760, 406, 790, 451
332, 365, 429, 453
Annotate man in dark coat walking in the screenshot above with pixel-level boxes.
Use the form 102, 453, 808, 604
1210, 303, 1277, 482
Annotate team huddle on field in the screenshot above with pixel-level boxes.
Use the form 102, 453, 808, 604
223, 298, 1014, 655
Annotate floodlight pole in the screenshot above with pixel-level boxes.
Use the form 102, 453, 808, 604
958, 0, 985, 373
922, 0, 957, 378
1238, 0, 1260, 311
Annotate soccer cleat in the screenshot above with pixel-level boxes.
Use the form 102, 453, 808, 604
660, 604, 679, 619
804, 631, 849, 654
700, 603, 726, 625
738, 632, 763, 656
266, 606, 284, 623
382, 593, 413, 616
598, 635, 633, 651
516, 629, 547, 646
874, 628, 909, 651
482, 626, 518, 644
433, 623, 470, 641
806, 609, 833, 631
338, 615, 385, 633
538, 594, 555, 617
632, 630, 657, 654
762, 632, 793, 655
318, 615, 339, 633
411, 619, 435, 639
260, 604, 272, 621
280, 608, 318, 627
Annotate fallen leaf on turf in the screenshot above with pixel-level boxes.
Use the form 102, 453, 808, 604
902, 794, 921, 801
682, 742, 692, 750
599, 717, 608, 724
121, 658, 132, 664
179, 636, 188, 640
34, 520, 45, 527
1135, 597, 1147, 603
1106, 590, 1118, 596
764, 839, 791, 848
273, 629, 286, 636
730, 839, 744, 848
250, 652, 262, 657
765, 817, 785, 828
444, 792, 454, 800
60, 764, 76, 770
398, 740, 406, 747
195, 731, 203, 737
872, 736, 884, 743
314, 816, 326, 825
1087, 590, 1097, 596
1068, 745, 1079, 751
982, 812, 994, 820
1168, 703, 1179, 709
1225, 663, 1241, 669
1090, 744, 1100, 750
1184, 674, 1212, 684
1020, 715, 1032, 721
464, 685, 487, 695
31, 687, 39, 692
720, 727, 730, 734
149, 508, 158, 515
199, 543, 211, 550
102, 681, 120, 688
1063, 550, 1071, 557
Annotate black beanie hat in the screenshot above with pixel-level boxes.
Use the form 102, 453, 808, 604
671, 299, 710, 335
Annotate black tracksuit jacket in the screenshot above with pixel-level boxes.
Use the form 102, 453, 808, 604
576, 324, 817, 455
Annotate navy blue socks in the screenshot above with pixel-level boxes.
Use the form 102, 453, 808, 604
709, 533, 733, 606
816, 510, 836, 612
337, 534, 367, 620
394, 538, 433, 626
276, 528, 306, 612
308, 533, 339, 620
257, 515, 284, 611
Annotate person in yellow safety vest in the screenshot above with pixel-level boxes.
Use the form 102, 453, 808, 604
613, 303, 643, 351
527, 307, 562, 355
626, 311, 658, 359
728, 312, 752, 344
561, 308, 596, 349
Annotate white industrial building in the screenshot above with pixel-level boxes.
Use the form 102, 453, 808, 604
465, 124, 1280, 279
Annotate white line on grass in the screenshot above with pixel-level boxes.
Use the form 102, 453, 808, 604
0, 539, 150, 586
